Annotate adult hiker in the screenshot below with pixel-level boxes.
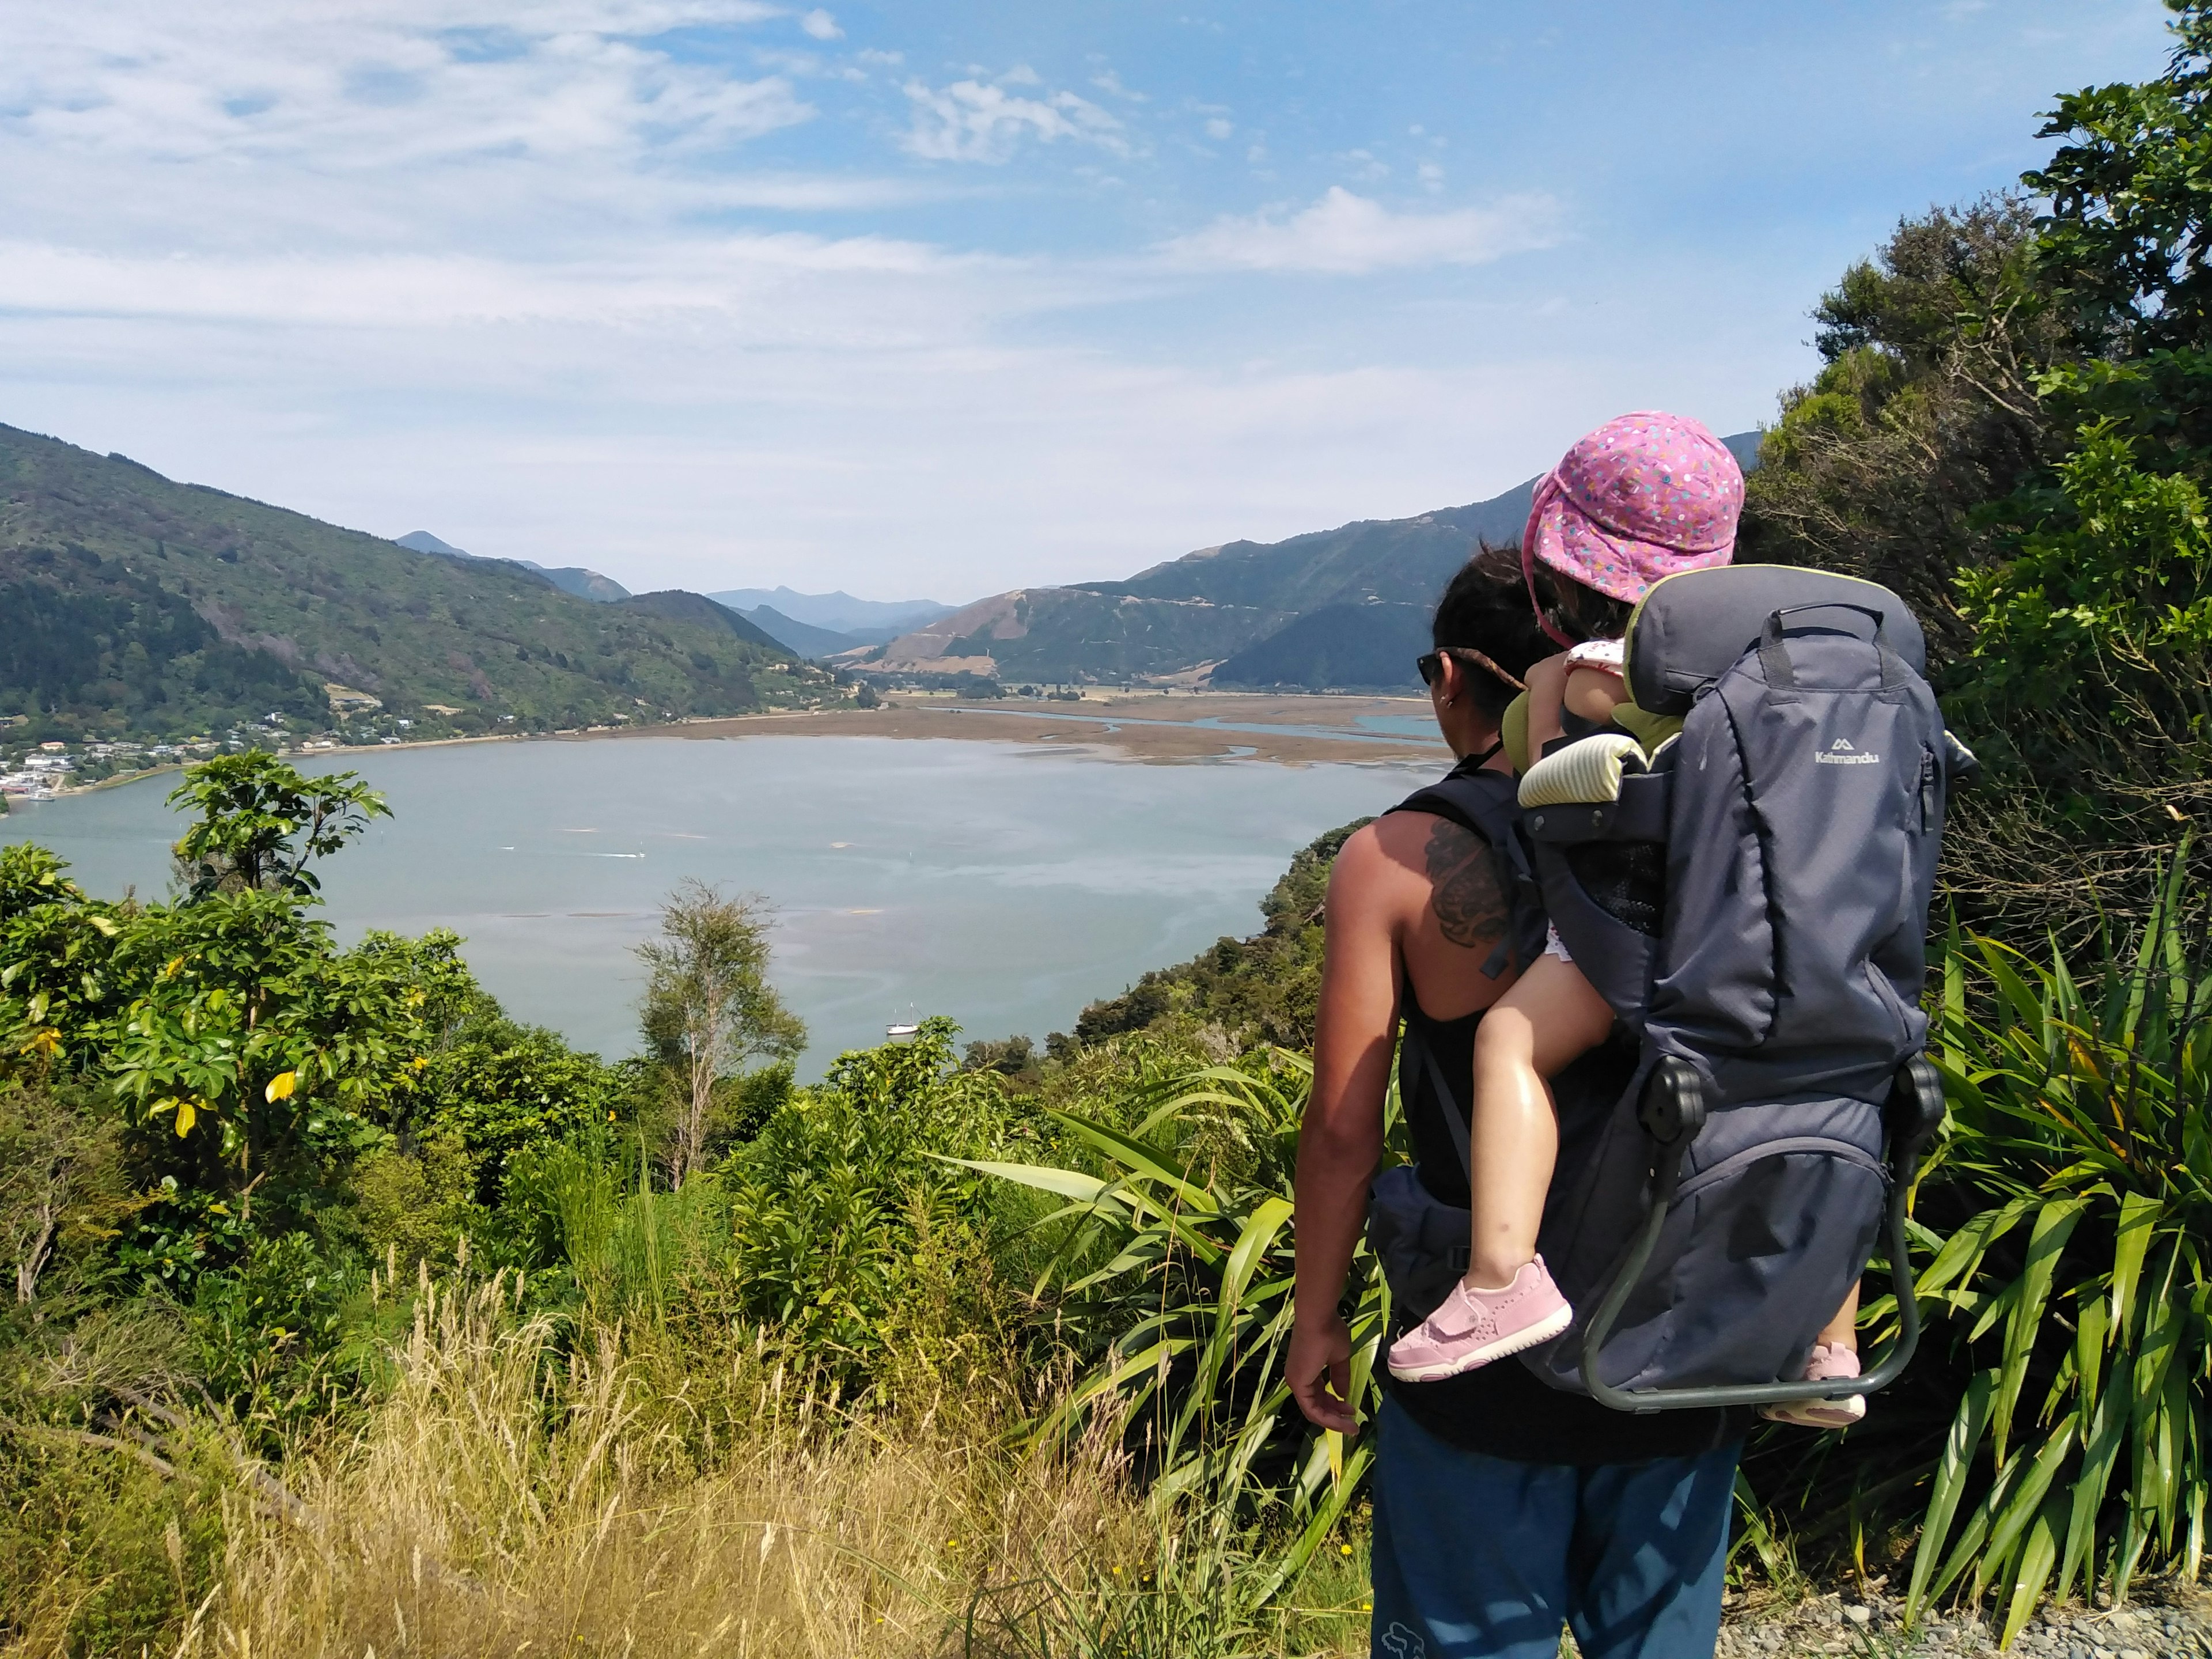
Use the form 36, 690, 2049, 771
1289, 545, 1742, 1659
1382, 414, 1865, 1430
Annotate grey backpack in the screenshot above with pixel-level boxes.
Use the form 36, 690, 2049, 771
1520, 566, 1963, 1410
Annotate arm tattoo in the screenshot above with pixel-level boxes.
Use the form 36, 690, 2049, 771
1423, 819, 1508, 950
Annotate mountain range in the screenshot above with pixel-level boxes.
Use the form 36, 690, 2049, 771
393, 548, 953, 658
708, 587, 956, 638
0, 425, 808, 744
394, 531, 633, 604
854, 431, 1762, 688
1, 416, 1764, 745
733, 605, 882, 657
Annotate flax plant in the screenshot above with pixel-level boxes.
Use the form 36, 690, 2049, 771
1903, 863, 2210, 1645
964, 1051, 1389, 1617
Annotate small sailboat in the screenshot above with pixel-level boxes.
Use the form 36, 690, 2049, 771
886, 1005, 921, 1040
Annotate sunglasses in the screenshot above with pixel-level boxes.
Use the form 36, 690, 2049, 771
1416, 647, 1527, 692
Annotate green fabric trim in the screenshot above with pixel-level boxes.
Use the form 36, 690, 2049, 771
1611, 703, 1684, 757
1501, 690, 1532, 777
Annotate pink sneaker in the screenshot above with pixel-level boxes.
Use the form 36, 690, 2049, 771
1386, 1256, 1573, 1382
1760, 1343, 1866, 1428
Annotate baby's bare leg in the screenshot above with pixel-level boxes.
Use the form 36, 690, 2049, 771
1816, 1283, 1861, 1351
1466, 955, 1614, 1287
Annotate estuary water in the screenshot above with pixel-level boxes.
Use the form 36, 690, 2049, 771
2, 734, 1437, 1073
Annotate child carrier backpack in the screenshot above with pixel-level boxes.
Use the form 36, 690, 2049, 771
1519, 566, 1966, 1412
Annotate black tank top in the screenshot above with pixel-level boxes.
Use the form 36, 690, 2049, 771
1382, 776, 1744, 1465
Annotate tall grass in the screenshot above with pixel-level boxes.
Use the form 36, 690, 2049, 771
190, 1272, 1368, 1659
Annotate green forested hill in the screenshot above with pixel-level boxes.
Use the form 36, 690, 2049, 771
1210, 602, 1433, 689
0, 424, 807, 743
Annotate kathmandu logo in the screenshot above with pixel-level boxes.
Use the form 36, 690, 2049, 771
1816, 738, 1881, 766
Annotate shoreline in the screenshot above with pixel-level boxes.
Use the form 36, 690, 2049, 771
10, 694, 1449, 802
562, 694, 1450, 766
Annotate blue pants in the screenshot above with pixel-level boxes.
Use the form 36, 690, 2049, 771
1369, 1397, 1740, 1659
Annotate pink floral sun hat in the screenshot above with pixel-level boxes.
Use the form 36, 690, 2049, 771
1521, 411, 1744, 643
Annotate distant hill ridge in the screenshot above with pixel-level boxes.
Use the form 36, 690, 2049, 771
0, 425, 806, 744
737, 605, 873, 658
709, 587, 955, 637
396, 531, 632, 604
858, 431, 1762, 688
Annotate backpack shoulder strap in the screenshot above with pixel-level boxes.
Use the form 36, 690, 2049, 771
1384, 761, 1547, 979
1397, 1014, 1472, 1172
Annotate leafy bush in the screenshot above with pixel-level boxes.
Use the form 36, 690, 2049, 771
722, 1017, 1043, 1392
414, 1020, 634, 1203
349, 1130, 484, 1273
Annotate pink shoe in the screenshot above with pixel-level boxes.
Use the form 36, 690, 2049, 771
1386, 1256, 1573, 1382
1761, 1343, 1866, 1428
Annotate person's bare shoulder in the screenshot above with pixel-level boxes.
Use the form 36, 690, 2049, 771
1350, 810, 1507, 950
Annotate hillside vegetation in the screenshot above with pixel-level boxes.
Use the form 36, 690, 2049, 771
872, 585, 1291, 683
0, 426, 812, 744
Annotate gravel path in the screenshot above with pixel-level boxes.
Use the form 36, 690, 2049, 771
1713, 1582, 2212, 1658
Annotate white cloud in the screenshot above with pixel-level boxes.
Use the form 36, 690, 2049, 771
899, 77, 1127, 164
0, 234, 998, 333
1090, 69, 1147, 103
798, 8, 842, 40
1157, 187, 1558, 274
1203, 116, 1232, 140
0, 3, 813, 203
0, 0, 1809, 607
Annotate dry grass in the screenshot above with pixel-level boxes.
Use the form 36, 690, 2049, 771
183, 1276, 1365, 1659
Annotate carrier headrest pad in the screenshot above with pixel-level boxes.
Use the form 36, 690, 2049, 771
1625, 566, 1927, 715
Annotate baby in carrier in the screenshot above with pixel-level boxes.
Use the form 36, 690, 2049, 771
1384, 413, 1862, 1429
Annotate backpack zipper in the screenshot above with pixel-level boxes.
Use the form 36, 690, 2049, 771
1671, 1135, 1886, 1204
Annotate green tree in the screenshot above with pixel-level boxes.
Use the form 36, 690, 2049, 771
0, 845, 122, 1071
104, 896, 427, 1224
168, 751, 389, 900
2029, 0, 2212, 363
637, 881, 805, 1185
1741, 3, 2212, 932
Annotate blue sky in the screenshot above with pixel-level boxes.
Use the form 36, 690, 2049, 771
0, 0, 2176, 602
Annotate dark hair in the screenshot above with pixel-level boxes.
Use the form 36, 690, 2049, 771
1430, 541, 1552, 721
1477, 541, 1635, 645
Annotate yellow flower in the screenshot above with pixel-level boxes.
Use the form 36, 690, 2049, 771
1340, 1543, 1354, 1556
